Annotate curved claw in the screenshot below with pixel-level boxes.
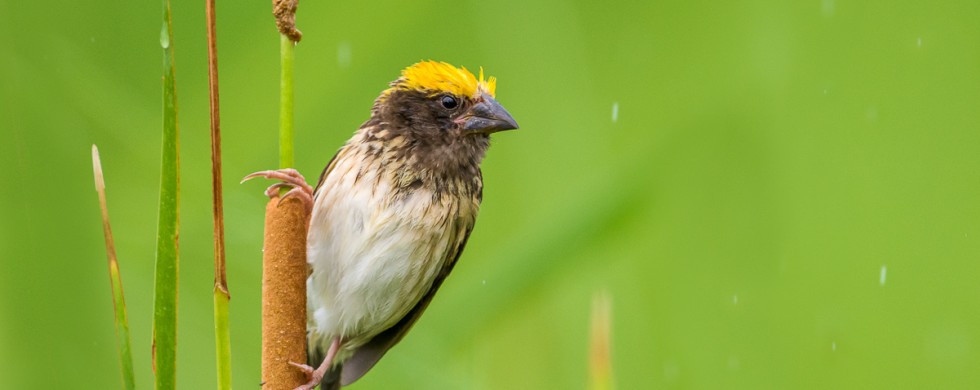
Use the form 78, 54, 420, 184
243, 169, 312, 190
288, 361, 319, 390
240, 169, 282, 184
242, 168, 314, 210
263, 182, 294, 198
278, 186, 313, 212
288, 361, 314, 374
240, 171, 265, 184
287, 337, 340, 390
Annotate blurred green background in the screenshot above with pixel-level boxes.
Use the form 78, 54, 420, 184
2, 0, 979, 388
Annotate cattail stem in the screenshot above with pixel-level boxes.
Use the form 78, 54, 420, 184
278, 34, 295, 170
260, 1, 308, 388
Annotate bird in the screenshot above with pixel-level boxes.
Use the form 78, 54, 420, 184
247, 61, 518, 389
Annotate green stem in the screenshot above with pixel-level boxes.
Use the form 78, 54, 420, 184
153, 0, 180, 387
279, 34, 295, 169
213, 290, 231, 390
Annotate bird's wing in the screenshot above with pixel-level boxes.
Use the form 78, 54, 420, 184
339, 197, 479, 386
313, 149, 342, 196
306, 147, 344, 381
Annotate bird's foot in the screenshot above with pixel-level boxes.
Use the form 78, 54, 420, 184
287, 337, 341, 390
242, 168, 314, 210
289, 361, 323, 390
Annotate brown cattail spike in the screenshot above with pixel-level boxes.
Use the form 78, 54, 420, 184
261, 195, 310, 389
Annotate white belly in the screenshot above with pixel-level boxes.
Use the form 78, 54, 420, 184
306, 159, 461, 350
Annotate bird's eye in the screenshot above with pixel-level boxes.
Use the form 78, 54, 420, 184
440, 95, 458, 110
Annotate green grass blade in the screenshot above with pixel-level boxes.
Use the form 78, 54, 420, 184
278, 34, 295, 169
92, 145, 136, 390
153, 0, 180, 388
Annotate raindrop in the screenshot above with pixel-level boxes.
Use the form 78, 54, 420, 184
481, 280, 487, 285
733, 295, 738, 305
879, 265, 887, 286
663, 361, 679, 381
728, 355, 740, 371
611, 102, 619, 123
821, 0, 835, 16
160, 23, 170, 49
831, 341, 837, 352
866, 107, 878, 122
337, 41, 352, 68
917, 37, 922, 47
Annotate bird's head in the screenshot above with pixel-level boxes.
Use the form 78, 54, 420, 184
373, 61, 519, 139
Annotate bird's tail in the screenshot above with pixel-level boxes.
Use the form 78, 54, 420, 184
321, 363, 342, 390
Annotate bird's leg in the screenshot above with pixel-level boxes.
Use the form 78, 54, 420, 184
290, 337, 341, 390
242, 168, 314, 210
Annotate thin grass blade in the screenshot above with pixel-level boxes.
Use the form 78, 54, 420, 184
92, 145, 136, 390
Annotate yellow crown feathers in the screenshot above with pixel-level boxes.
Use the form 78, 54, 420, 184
387, 61, 497, 99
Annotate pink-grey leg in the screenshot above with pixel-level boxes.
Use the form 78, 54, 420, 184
290, 337, 342, 390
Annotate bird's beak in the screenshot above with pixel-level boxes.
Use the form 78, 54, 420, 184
456, 95, 519, 134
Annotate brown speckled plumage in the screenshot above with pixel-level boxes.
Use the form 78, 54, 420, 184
300, 64, 517, 389
318, 89, 489, 199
